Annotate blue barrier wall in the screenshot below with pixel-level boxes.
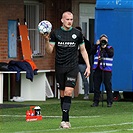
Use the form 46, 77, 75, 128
95, 0, 133, 92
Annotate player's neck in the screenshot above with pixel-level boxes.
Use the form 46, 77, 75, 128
61, 26, 72, 31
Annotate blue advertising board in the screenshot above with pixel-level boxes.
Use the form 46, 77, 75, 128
95, 0, 133, 92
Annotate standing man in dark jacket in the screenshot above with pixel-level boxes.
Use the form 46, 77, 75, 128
91, 34, 114, 107
76, 26, 91, 100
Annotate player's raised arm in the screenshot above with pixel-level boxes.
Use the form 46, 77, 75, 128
38, 20, 54, 54
44, 33, 54, 54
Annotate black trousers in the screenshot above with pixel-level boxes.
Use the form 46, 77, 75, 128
93, 67, 113, 104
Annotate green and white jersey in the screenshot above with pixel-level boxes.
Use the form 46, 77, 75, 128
49, 27, 84, 67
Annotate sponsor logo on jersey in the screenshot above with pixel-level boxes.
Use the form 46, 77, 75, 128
58, 42, 76, 47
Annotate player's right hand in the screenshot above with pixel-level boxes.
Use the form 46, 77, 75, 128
43, 33, 50, 42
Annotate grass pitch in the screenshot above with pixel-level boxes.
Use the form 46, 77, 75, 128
0, 94, 133, 133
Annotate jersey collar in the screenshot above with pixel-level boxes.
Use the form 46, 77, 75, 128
61, 26, 72, 31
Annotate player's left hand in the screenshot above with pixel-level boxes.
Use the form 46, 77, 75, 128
84, 67, 90, 78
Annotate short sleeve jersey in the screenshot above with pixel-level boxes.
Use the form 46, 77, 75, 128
49, 27, 84, 67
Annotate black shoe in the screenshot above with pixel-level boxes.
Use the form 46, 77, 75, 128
107, 103, 112, 107
91, 102, 99, 107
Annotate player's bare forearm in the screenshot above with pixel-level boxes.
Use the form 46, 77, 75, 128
43, 33, 54, 54
82, 51, 90, 70
80, 45, 90, 68
84, 55, 91, 78
45, 41, 54, 54
80, 46, 91, 77
83, 51, 90, 67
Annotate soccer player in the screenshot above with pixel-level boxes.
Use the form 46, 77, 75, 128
43, 11, 90, 128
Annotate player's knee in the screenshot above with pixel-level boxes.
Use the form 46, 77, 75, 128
64, 87, 74, 96
64, 90, 73, 96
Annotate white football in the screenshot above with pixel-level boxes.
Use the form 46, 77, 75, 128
38, 20, 52, 34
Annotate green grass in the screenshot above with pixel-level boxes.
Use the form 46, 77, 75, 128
0, 94, 133, 133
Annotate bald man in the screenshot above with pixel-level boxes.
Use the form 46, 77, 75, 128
44, 11, 90, 128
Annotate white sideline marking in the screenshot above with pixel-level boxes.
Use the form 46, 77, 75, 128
0, 115, 100, 118
0, 115, 132, 133
13, 122, 133, 133
44, 122, 133, 133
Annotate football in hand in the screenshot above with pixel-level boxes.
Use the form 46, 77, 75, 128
38, 20, 52, 34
